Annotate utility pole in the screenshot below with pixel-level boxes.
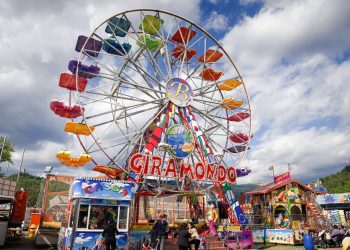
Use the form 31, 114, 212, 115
0, 136, 7, 175
0, 136, 6, 162
16, 149, 25, 183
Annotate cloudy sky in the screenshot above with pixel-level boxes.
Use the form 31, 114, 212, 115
0, 0, 349, 184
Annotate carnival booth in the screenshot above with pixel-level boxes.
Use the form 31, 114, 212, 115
245, 178, 323, 245
59, 178, 138, 250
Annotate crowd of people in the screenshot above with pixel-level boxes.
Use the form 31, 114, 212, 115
315, 224, 350, 248
148, 212, 203, 250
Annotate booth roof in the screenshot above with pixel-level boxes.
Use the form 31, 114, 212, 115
245, 178, 316, 195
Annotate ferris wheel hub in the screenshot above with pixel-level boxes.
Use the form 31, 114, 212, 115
166, 77, 193, 107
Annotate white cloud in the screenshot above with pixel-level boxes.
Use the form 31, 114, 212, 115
222, 0, 350, 75
1, 0, 349, 187
224, 0, 350, 184
0, 0, 201, 176
75, 235, 93, 244
204, 11, 229, 32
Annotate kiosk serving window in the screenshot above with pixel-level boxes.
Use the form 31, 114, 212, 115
74, 203, 129, 230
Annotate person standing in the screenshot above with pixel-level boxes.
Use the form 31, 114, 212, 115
102, 220, 119, 250
206, 204, 218, 235
152, 214, 168, 250
174, 223, 191, 250
188, 223, 200, 250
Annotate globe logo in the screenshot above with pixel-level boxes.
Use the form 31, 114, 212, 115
166, 124, 195, 158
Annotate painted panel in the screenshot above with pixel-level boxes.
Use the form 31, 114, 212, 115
71, 178, 138, 201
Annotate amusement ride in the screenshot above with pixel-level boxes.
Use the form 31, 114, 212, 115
50, 9, 254, 249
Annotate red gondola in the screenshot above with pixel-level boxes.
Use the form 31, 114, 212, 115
229, 132, 251, 143
50, 99, 84, 118
171, 27, 196, 44
172, 45, 197, 61
58, 73, 88, 92
227, 112, 250, 122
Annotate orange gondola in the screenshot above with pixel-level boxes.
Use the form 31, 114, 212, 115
199, 49, 223, 63
56, 150, 92, 167
222, 98, 243, 110
64, 121, 95, 136
200, 68, 223, 81
93, 165, 124, 178
218, 79, 242, 91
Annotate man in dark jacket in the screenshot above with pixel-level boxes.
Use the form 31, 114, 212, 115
152, 214, 168, 250
174, 223, 191, 250
102, 220, 119, 250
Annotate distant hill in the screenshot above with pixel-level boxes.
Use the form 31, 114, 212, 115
7, 173, 42, 207
232, 183, 259, 195
320, 165, 350, 193
7, 173, 71, 207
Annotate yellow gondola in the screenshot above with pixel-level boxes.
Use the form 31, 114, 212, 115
64, 121, 95, 136
139, 15, 164, 35
222, 98, 243, 110
218, 79, 242, 91
56, 150, 92, 167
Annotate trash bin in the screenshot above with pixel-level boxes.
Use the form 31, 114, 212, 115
303, 233, 314, 250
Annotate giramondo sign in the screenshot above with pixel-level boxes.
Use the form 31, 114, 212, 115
129, 153, 237, 184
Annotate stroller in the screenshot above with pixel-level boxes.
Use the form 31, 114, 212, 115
142, 238, 159, 250
315, 230, 328, 248
316, 230, 343, 248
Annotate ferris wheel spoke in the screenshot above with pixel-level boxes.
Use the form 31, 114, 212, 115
93, 32, 164, 99
108, 103, 169, 166
191, 106, 233, 137
124, 58, 165, 92
79, 94, 118, 106
85, 99, 164, 121
118, 72, 161, 100
110, 47, 146, 96
122, 13, 169, 84
157, 16, 176, 78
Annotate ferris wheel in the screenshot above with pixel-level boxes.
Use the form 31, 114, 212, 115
51, 9, 252, 183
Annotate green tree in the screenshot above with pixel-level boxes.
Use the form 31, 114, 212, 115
320, 165, 350, 193
0, 136, 15, 163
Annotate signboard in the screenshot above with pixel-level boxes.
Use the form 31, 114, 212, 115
71, 178, 138, 201
274, 171, 290, 184
316, 193, 350, 204
129, 153, 237, 184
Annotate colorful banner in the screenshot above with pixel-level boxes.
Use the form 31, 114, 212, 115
218, 230, 253, 249
64, 230, 128, 249
316, 192, 350, 204
79, 199, 130, 206
254, 229, 294, 244
274, 171, 290, 183
71, 178, 138, 200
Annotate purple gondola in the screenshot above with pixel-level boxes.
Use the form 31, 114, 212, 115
68, 60, 100, 79
75, 35, 103, 57
236, 168, 251, 177
224, 145, 249, 153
